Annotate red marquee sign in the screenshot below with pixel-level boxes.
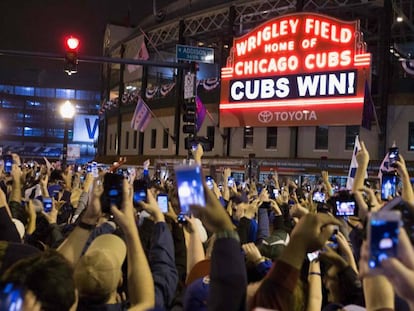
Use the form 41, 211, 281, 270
219, 12, 371, 127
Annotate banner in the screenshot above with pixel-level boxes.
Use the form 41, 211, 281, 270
73, 115, 99, 143
124, 35, 149, 83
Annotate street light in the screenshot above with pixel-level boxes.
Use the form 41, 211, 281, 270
60, 100, 75, 168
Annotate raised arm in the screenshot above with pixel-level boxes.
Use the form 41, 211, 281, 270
395, 155, 414, 207
111, 179, 155, 310
140, 189, 178, 308
57, 179, 102, 265
352, 140, 369, 193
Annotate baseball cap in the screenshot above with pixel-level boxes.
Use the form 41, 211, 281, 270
74, 234, 127, 298
186, 259, 210, 286
184, 276, 210, 311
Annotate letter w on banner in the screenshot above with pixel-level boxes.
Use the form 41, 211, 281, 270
131, 97, 151, 132
346, 135, 367, 190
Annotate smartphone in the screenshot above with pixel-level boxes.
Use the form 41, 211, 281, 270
312, 191, 325, 203
367, 210, 401, 270
101, 173, 124, 214
205, 176, 214, 190
174, 164, 206, 215
273, 188, 279, 198
43, 197, 53, 213
0, 283, 25, 311
228, 177, 235, 187
388, 147, 399, 168
91, 161, 99, 178
327, 226, 339, 249
133, 179, 148, 207
3, 155, 13, 174
381, 173, 398, 201
157, 194, 169, 213
335, 199, 357, 216
177, 213, 187, 224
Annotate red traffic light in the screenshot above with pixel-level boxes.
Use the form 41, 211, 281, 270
66, 36, 79, 50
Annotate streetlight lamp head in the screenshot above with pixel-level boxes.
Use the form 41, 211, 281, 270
60, 100, 75, 119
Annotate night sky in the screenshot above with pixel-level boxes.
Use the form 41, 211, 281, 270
0, 0, 168, 89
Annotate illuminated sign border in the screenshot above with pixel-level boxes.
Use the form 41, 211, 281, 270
219, 12, 371, 128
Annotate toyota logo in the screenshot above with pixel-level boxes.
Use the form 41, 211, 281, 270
258, 111, 273, 123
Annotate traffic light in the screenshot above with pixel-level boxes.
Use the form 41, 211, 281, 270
64, 36, 79, 75
182, 97, 197, 135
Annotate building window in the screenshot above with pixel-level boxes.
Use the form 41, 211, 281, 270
15, 86, 34, 96
151, 129, 157, 149
125, 131, 129, 149
207, 126, 215, 147
56, 88, 75, 99
315, 126, 328, 150
0, 84, 14, 94
345, 126, 360, 150
162, 128, 169, 149
409, 122, 414, 151
76, 90, 99, 101
46, 128, 64, 138
266, 127, 277, 149
35, 88, 55, 98
243, 127, 254, 149
133, 131, 138, 149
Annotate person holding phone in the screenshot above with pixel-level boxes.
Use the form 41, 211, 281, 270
134, 189, 178, 308
359, 227, 414, 310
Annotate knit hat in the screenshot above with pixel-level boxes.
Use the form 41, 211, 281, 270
74, 234, 127, 298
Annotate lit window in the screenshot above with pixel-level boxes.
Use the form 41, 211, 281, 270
56, 88, 75, 99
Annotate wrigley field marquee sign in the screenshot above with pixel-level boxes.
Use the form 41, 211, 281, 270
219, 12, 372, 127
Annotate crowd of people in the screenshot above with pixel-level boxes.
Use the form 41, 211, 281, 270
1, 140, 414, 311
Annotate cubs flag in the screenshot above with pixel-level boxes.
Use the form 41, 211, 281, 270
346, 135, 367, 190
131, 97, 151, 132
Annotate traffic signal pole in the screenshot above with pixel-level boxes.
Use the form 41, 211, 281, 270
0, 49, 190, 69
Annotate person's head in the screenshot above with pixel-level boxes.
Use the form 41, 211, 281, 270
324, 265, 342, 303
74, 234, 127, 305
1, 249, 77, 311
230, 195, 249, 221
